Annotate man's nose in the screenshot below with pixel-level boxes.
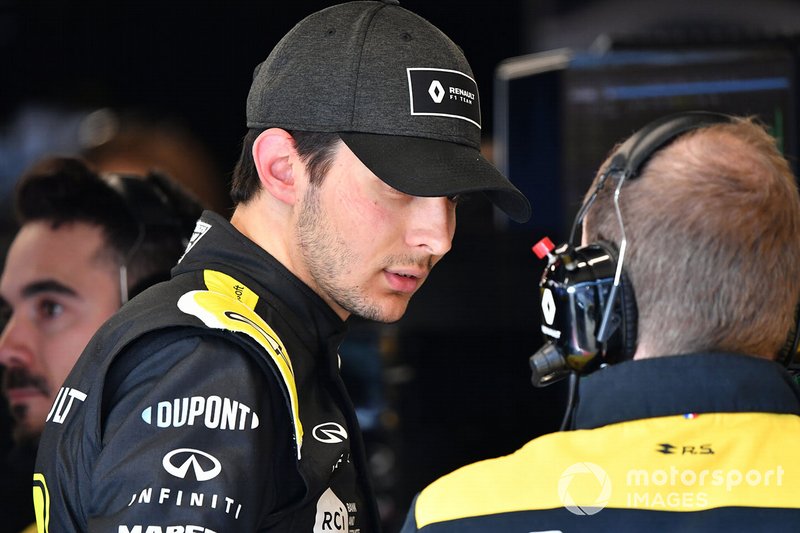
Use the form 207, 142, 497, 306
406, 196, 456, 257
0, 315, 32, 368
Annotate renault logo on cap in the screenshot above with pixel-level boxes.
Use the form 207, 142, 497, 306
163, 448, 222, 481
428, 80, 445, 103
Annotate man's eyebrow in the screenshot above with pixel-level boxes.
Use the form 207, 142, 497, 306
21, 280, 78, 299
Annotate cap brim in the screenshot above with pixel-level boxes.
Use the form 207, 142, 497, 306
339, 132, 531, 223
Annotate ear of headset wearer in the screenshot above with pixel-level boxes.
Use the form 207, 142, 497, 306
528, 111, 800, 388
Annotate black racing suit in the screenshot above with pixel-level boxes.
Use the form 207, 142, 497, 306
34, 211, 380, 532
402, 352, 800, 532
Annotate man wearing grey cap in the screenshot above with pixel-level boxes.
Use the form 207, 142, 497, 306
33, 1, 530, 532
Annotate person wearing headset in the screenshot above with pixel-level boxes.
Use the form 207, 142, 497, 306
401, 112, 800, 532
0, 157, 203, 533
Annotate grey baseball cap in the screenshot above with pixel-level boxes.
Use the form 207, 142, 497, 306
246, 0, 531, 223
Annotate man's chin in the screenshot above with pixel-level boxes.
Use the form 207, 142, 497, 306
9, 404, 47, 447
11, 425, 42, 449
353, 298, 411, 323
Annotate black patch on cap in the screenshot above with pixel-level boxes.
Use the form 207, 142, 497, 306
407, 68, 481, 128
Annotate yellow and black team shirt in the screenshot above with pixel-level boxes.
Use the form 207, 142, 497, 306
403, 353, 800, 533
33, 211, 380, 533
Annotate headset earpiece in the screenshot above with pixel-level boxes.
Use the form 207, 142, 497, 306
598, 241, 638, 362
530, 239, 637, 386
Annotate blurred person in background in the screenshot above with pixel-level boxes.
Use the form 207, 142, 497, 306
79, 108, 230, 214
0, 157, 203, 533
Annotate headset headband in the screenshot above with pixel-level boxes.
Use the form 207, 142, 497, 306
606, 111, 736, 179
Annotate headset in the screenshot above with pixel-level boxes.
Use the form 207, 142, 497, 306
529, 111, 800, 396
102, 172, 198, 304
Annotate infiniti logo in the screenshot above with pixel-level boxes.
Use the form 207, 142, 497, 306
162, 448, 222, 481
313, 422, 348, 444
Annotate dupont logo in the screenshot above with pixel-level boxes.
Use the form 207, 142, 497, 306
141, 396, 260, 431
162, 448, 222, 482
312, 422, 348, 444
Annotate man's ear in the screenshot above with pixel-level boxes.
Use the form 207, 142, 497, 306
253, 128, 298, 205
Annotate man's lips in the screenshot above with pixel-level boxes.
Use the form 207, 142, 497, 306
5, 387, 48, 404
384, 268, 426, 293
3, 367, 50, 400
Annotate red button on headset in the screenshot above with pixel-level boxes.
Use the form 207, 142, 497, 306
532, 237, 555, 259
